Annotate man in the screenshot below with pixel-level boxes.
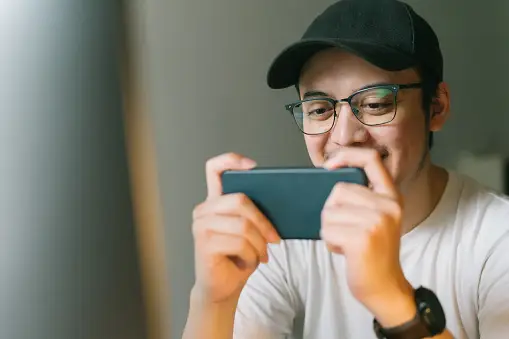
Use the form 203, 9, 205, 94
183, 0, 509, 338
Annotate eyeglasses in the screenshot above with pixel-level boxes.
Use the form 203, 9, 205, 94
284, 83, 422, 135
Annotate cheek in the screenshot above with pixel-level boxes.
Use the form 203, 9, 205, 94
396, 114, 428, 156
304, 134, 328, 166
374, 116, 427, 177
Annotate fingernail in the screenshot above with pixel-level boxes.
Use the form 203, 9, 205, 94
242, 158, 257, 167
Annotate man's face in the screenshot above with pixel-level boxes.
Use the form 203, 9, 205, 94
298, 49, 430, 188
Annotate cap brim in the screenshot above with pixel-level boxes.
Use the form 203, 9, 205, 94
267, 39, 417, 89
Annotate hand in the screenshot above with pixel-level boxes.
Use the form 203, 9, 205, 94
321, 148, 416, 327
191, 153, 281, 305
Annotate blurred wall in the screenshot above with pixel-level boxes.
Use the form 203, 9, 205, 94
132, 1, 332, 337
403, 0, 509, 167
1, 2, 148, 339
132, 0, 509, 337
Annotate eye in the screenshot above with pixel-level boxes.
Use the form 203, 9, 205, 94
308, 107, 331, 115
352, 88, 395, 116
301, 100, 335, 120
356, 102, 393, 117
364, 102, 392, 110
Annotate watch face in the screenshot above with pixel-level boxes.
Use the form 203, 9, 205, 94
416, 288, 446, 334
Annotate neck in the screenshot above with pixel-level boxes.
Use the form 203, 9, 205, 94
399, 157, 449, 234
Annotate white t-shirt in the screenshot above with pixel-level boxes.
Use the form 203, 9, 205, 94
233, 171, 509, 339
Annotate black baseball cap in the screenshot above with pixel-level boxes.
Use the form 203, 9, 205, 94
267, 0, 443, 89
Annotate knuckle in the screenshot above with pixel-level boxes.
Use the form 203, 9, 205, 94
191, 219, 205, 238
192, 202, 205, 220
223, 152, 241, 164
375, 212, 391, 227
334, 181, 346, 189
236, 236, 251, 252
224, 151, 239, 159
360, 229, 375, 247
232, 192, 250, 205
202, 226, 217, 240
192, 215, 222, 240
204, 157, 216, 173
388, 200, 403, 220
329, 182, 352, 201
320, 224, 333, 239
331, 183, 341, 193
205, 153, 237, 172
361, 222, 379, 242
237, 218, 252, 235
321, 207, 331, 223
331, 182, 346, 195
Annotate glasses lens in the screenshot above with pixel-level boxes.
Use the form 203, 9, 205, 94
350, 87, 396, 125
292, 99, 335, 134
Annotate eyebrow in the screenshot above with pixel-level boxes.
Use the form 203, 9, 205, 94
302, 91, 330, 99
356, 81, 393, 91
301, 81, 394, 100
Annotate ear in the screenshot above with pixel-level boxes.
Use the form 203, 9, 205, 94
429, 82, 451, 132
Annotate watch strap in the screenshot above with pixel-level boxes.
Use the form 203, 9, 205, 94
373, 286, 446, 339
373, 312, 431, 339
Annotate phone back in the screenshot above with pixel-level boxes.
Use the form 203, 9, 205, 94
221, 167, 368, 240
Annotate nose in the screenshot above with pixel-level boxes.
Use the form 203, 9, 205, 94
329, 102, 368, 146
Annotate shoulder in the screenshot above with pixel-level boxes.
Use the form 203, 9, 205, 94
455, 172, 509, 237
456, 171, 509, 211
450, 172, 509, 269
457, 175, 509, 332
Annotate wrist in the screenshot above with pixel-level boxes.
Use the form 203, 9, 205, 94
190, 285, 240, 312
184, 286, 239, 339
371, 286, 448, 339
367, 283, 417, 328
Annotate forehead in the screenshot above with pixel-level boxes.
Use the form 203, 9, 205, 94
298, 48, 420, 95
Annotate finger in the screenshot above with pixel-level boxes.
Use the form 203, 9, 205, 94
206, 233, 260, 269
193, 193, 281, 243
320, 223, 361, 255
205, 152, 257, 200
321, 205, 402, 245
320, 206, 367, 253
321, 204, 378, 227
325, 242, 344, 255
322, 147, 398, 200
324, 181, 374, 208
193, 215, 269, 262
324, 182, 401, 217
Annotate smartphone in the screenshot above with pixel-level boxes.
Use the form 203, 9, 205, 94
221, 167, 368, 240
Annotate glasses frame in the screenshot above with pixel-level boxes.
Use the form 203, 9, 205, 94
284, 82, 423, 135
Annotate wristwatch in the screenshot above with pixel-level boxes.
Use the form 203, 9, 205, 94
373, 286, 446, 339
